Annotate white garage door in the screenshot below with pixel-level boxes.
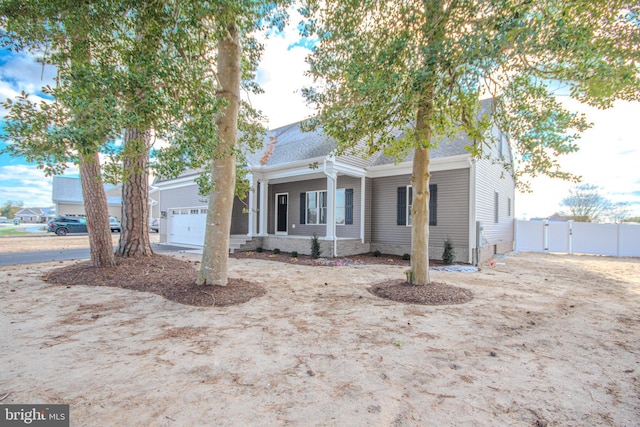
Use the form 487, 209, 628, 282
168, 207, 207, 246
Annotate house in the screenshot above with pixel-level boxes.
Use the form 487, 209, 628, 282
154, 116, 515, 265
14, 207, 56, 223
531, 212, 570, 222
52, 176, 123, 220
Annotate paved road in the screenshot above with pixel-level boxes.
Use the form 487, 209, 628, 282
0, 243, 197, 267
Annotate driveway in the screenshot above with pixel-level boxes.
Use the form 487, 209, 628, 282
0, 234, 193, 266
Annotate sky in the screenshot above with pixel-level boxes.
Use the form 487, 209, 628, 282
1, 16, 639, 219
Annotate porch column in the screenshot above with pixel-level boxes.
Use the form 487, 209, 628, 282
259, 179, 269, 236
360, 176, 366, 243
247, 175, 257, 237
325, 172, 336, 240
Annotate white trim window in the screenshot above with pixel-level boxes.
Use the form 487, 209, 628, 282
397, 185, 437, 226
335, 188, 346, 225
306, 190, 327, 225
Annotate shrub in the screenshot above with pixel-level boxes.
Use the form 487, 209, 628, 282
290, 251, 298, 258
442, 236, 456, 265
273, 248, 281, 255
402, 253, 411, 261
373, 250, 382, 257
256, 247, 264, 253
310, 233, 321, 259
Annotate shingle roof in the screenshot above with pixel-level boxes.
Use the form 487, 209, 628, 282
253, 119, 476, 169
253, 122, 335, 167
161, 99, 495, 179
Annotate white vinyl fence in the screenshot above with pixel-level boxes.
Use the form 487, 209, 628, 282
516, 220, 640, 257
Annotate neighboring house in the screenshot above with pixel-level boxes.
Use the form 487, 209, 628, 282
531, 212, 569, 222
52, 176, 123, 220
154, 112, 515, 265
14, 207, 56, 223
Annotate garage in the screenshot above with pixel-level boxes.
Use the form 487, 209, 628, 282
168, 207, 207, 246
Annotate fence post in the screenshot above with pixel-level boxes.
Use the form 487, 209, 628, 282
543, 220, 549, 253
567, 220, 573, 255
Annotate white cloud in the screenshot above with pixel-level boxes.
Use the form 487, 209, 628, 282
0, 164, 53, 207
0, 52, 57, 94
250, 13, 316, 129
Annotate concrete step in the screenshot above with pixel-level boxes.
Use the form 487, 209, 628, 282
229, 235, 251, 254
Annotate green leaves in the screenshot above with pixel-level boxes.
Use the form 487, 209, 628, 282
302, 0, 639, 186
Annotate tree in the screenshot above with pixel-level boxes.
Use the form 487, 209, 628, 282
180, 3, 291, 286
561, 184, 612, 222
301, 0, 639, 284
608, 202, 631, 224
1, 1, 120, 267
0, 200, 23, 219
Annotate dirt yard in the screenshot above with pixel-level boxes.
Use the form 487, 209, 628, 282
1, 239, 638, 426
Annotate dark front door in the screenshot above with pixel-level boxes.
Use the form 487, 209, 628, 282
276, 194, 288, 233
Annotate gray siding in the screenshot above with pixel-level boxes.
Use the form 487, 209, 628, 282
371, 169, 470, 260
474, 128, 515, 257
336, 175, 361, 239
230, 197, 249, 235
158, 183, 247, 241
160, 185, 207, 212
269, 176, 363, 238
364, 177, 372, 243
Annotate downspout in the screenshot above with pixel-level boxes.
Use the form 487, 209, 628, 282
469, 158, 477, 265
323, 158, 337, 258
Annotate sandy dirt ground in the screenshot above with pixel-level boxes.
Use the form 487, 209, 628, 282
1, 240, 639, 426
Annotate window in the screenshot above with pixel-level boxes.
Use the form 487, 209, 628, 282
507, 197, 512, 217
304, 191, 327, 225
299, 189, 354, 225
397, 185, 437, 226
494, 191, 500, 223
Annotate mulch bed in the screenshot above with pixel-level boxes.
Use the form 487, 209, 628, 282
43, 251, 474, 307
230, 250, 412, 267
369, 279, 473, 305
44, 255, 266, 307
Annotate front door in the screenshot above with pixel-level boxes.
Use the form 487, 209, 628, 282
276, 193, 288, 234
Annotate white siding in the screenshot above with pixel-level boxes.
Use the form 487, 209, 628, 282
474, 128, 516, 258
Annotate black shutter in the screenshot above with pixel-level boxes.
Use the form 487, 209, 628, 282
345, 188, 353, 225
397, 186, 406, 226
300, 193, 306, 224
429, 184, 437, 226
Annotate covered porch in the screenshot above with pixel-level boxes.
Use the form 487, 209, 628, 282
240, 158, 372, 257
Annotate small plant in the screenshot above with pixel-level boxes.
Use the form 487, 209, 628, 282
402, 253, 411, 261
373, 250, 382, 257
442, 236, 456, 265
290, 251, 298, 258
256, 247, 264, 253
273, 248, 281, 255
405, 269, 414, 284
310, 233, 321, 259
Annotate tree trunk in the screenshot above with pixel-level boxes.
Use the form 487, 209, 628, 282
78, 151, 116, 268
410, 100, 434, 285
116, 127, 153, 257
197, 22, 241, 286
